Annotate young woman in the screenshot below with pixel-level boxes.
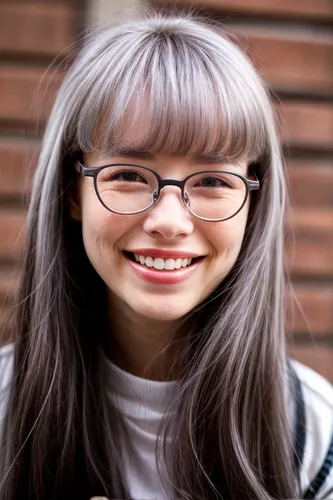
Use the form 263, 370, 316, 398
0, 11, 332, 500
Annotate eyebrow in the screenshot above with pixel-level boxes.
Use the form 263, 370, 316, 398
109, 148, 231, 165
110, 148, 155, 161
194, 155, 231, 165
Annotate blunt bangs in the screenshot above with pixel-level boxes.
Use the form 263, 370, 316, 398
65, 16, 269, 163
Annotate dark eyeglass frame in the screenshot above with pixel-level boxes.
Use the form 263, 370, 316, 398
74, 160, 260, 222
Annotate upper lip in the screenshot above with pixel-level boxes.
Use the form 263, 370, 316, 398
125, 249, 204, 259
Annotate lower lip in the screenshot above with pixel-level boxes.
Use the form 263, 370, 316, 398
125, 255, 202, 284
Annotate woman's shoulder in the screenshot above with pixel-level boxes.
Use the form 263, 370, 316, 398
290, 358, 333, 496
291, 358, 333, 417
0, 343, 14, 385
0, 343, 14, 417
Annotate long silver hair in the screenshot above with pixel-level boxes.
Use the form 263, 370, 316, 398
0, 11, 299, 500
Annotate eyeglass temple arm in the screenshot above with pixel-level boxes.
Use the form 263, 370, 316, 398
248, 167, 260, 191
74, 160, 83, 173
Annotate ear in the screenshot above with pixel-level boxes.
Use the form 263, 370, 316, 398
67, 182, 82, 221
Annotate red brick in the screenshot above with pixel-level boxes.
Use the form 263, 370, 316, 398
286, 209, 333, 277
0, 139, 39, 196
234, 30, 333, 93
287, 242, 333, 276
291, 208, 333, 233
287, 345, 333, 383
287, 285, 333, 336
0, 303, 14, 346
153, 0, 333, 20
277, 101, 333, 149
287, 161, 333, 208
0, 65, 63, 123
0, 269, 20, 304
0, 3, 74, 57
0, 271, 17, 345
0, 210, 26, 261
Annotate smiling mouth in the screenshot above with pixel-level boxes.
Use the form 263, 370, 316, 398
123, 252, 204, 271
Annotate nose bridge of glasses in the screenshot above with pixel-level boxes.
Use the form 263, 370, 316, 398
156, 178, 185, 198
159, 178, 185, 190
154, 178, 188, 207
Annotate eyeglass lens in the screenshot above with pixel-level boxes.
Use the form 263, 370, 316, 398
96, 165, 247, 220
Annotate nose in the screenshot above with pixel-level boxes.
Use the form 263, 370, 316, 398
142, 187, 194, 239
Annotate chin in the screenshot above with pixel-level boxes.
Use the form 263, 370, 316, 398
132, 299, 194, 323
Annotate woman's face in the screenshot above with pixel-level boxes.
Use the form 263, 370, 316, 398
70, 151, 250, 323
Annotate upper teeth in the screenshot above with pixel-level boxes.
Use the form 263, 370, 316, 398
134, 255, 192, 270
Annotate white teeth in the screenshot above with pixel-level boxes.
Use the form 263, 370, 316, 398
153, 258, 164, 270
139, 255, 145, 265
132, 254, 195, 270
175, 259, 182, 269
145, 256, 154, 267
164, 259, 176, 270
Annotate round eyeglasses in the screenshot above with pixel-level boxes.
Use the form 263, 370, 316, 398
74, 161, 260, 222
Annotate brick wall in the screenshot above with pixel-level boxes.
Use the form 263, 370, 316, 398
150, 0, 333, 381
0, 1, 84, 343
0, 0, 333, 382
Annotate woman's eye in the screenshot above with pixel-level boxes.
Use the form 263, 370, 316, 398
198, 177, 228, 187
111, 171, 146, 183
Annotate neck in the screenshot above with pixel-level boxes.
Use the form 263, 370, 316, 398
106, 295, 191, 381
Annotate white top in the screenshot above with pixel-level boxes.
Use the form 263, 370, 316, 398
1, 343, 333, 499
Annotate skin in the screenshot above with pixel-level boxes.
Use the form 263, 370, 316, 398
69, 151, 250, 380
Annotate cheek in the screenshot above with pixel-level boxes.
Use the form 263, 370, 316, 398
79, 188, 133, 255
208, 211, 248, 256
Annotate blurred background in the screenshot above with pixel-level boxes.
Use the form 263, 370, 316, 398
0, 0, 332, 380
